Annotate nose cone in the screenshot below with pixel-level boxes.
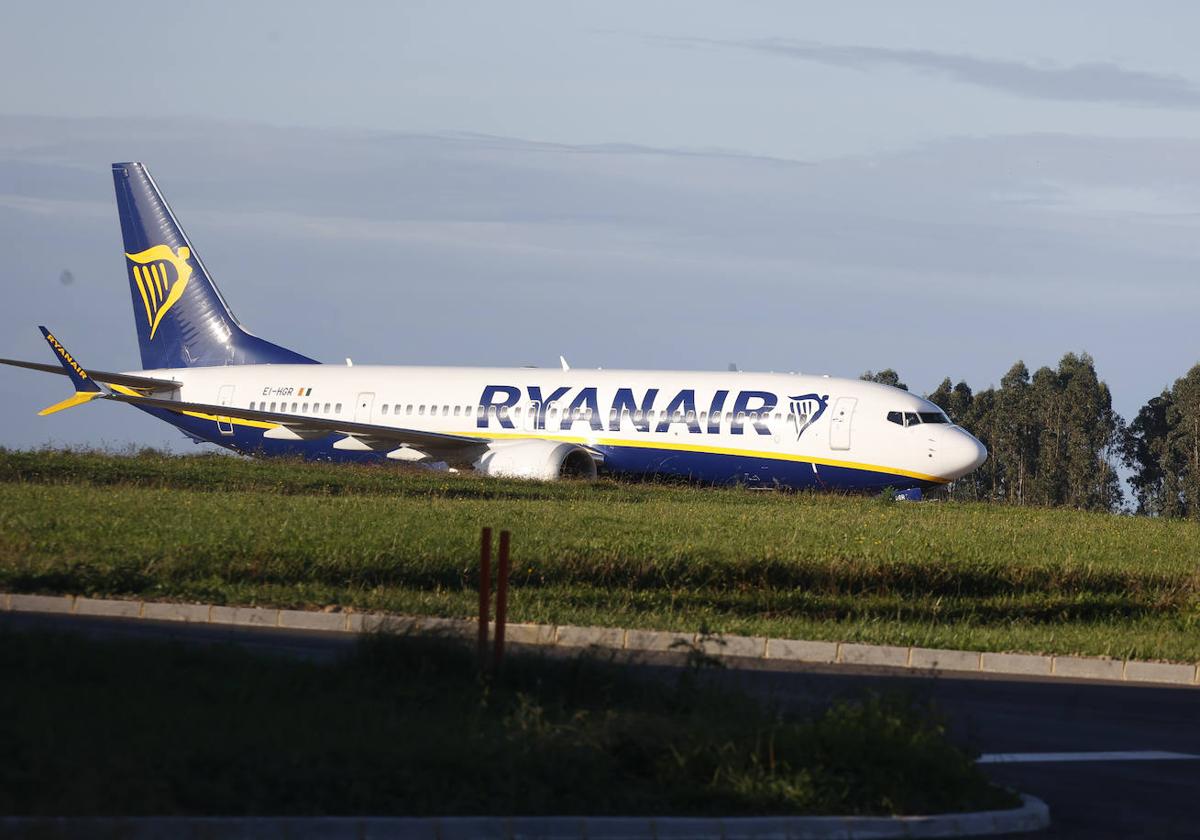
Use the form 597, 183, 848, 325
938, 427, 987, 480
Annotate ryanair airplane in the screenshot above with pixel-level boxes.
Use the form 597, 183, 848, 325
2, 163, 986, 492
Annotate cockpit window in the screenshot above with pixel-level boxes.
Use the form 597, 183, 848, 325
887, 411, 948, 427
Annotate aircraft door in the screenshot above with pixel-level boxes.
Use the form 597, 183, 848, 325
829, 397, 857, 451
355, 392, 375, 424
216, 385, 235, 436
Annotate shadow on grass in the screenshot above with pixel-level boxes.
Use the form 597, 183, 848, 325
0, 626, 1015, 818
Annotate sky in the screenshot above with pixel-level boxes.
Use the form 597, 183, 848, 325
2, 1, 1200, 452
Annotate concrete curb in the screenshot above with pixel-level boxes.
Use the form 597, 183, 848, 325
5, 591, 1199, 687
0, 794, 1050, 839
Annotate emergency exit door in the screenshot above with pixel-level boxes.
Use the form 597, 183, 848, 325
355, 392, 375, 424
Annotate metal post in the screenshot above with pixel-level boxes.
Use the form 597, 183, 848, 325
478, 527, 491, 663
493, 530, 511, 669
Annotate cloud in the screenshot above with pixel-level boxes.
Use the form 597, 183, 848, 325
2, 115, 1200, 453
676, 38, 1200, 109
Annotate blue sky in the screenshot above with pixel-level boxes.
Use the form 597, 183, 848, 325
2, 1, 1200, 450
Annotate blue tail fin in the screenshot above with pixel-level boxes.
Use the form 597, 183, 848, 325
112, 162, 317, 369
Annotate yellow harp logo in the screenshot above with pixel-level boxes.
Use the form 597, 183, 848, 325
126, 245, 193, 340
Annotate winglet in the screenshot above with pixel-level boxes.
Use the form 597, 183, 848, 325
37, 327, 104, 415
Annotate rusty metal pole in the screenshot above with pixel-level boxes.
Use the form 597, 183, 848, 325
478, 527, 492, 664
493, 530, 511, 670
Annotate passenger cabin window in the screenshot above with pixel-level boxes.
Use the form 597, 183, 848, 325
335, 403, 343, 414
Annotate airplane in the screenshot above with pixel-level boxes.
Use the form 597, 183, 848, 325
1, 162, 986, 493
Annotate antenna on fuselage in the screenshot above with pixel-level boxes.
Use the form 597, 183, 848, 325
559, 355, 571, 371
728, 362, 739, 372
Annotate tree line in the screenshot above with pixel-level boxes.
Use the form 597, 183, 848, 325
861, 355, 1200, 516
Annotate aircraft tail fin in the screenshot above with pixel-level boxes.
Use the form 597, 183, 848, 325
111, 162, 318, 370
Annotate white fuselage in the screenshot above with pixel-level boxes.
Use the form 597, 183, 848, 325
137, 363, 987, 490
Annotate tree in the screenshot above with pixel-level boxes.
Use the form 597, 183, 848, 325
1123, 389, 1173, 515
994, 362, 1035, 505
860, 369, 908, 391
930, 354, 1122, 511
1165, 365, 1200, 518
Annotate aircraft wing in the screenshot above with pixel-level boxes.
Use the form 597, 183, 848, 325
105, 392, 491, 454
0, 357, 180, 393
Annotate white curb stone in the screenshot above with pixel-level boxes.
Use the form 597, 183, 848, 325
278, 609, 349, 632
840, 643, 910, 668
766, 638, 839, 663
353, 612, 422, 634
980, 652, 1053, 677
1124, 660, 1197, 685
210, 605, 279, 627
141, 601, 211, 622
625, 628, 696, 652
556, 625, 625, 648
700, 634, 767, 659
910, 647, 981, 673
10, 593, 75, 614
1052, 656, 1125, 682
1, 592, 10, 611
73, 597, 142, 619
505, 622, 557, 646
418, 616, 475, 637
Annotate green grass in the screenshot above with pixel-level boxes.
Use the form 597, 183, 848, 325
0, 629, 1013, 816
2, 448, 1199, 662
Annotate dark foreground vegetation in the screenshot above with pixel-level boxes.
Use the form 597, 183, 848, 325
0, 629, 1013, 816
2, 449, 1199, 662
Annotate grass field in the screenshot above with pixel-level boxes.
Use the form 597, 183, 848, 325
0, 629, 1011, 816
2, 448, 1199, 662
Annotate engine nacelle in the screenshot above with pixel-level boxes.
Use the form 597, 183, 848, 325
473, 439, 598, 481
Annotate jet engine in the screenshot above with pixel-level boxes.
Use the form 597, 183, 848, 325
473, 439, 598, 481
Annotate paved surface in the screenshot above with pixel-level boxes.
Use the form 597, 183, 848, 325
4, 611, 1198, 838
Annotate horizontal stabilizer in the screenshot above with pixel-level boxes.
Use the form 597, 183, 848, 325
39, 391, 104, 416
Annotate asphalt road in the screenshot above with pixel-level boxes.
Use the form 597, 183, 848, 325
4, 611, 1198, 838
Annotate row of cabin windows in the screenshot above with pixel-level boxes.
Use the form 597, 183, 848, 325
249, 401, 342, 415
378, 404, 808, 426
247, 399, 812, 428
